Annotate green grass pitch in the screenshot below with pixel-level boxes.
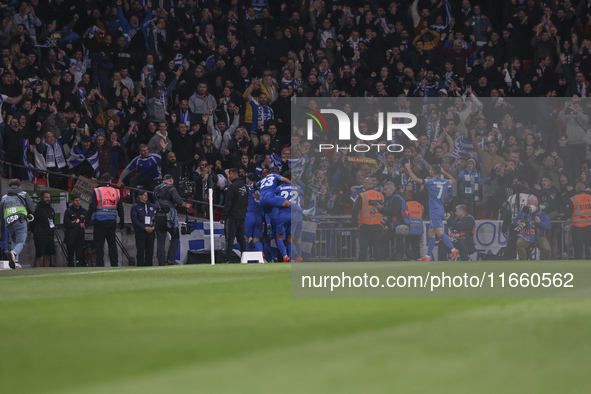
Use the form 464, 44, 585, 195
1, 263, 590, 393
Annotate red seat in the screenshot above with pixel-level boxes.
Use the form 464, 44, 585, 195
32, 177, 48, 187
522, 60, 531, 74
474, 201, 494, 220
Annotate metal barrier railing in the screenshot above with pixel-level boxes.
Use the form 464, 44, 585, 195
0, 159, 225, 212
307, 220, 578, 261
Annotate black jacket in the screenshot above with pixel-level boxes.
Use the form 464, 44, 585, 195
449, 214, 476, 243
63, 205, 87, 244
155, 182, 184, 211
131, 198, 156, 232
31, 201, 56, 238
2, 126, 24, 164
221, 178, 248, 221
379, 193, 405, 228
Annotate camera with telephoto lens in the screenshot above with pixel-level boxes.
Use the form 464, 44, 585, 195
368, 199, 382, 207
178, 177, 195, 198
181, 219, 198, 235
523, 202, 548, 215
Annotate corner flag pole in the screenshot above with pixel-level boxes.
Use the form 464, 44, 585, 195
208, 188, 215, 265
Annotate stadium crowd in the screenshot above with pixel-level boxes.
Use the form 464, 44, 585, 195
1, 0, 591, 235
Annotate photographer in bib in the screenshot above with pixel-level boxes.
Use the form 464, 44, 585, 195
444, 205, 476, 261
513, 196, 552, 260
0, 179, 36, 268
154, 174, 191, 265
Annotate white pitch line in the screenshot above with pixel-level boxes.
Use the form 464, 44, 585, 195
2, 265, 197, 279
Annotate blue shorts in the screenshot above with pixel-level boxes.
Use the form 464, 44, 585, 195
244, 212, 263, 239
430, 210, 444, 230
260, 193, 288, 214
275, 208, 291, 236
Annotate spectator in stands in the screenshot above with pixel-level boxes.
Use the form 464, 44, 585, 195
534, 175, 561, 219
67, 135, 99, 179
528, 149, 564, 187
245, 78, 274, 138
162, 151, 181, 184
117, 144, 162, 190
470, 129, 505, 178
147, 121, 172, 156
458, 158, 490, 215
170, 122, 196, 164
189, 81, 217, 115
146, 67, 183, 122
2, 115, 25, 179
193, 159, 218, 216
558, 99, 588, 163
34, 128, 74, 190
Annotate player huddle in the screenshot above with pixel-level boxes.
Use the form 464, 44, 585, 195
246, 169, 313, 263
247, 161, 463, 262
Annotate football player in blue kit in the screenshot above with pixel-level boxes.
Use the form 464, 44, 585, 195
405, 162, 459, 261
244, 173, 264, 253
275, 172, 305, 262
256, 168, 313, 216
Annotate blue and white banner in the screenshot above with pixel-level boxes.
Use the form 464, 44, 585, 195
420, 220, 508, 261
175, 222, 226, 263
174, 53, 183, 66
175, 220, 318, 263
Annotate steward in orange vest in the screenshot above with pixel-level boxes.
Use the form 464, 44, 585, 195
86, 173, 125, 266
352, 176, 384, 261
403, 191, 424, 260
563, 182, 591, 259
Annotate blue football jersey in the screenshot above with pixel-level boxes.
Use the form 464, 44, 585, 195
424, 178, 450, 212
247, 187, 262, 215
276, 184, 304, 209
258, 174, 283, 196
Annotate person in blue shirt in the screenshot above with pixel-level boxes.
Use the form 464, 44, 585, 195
117, 144, 162, 190
245, 173, 264, 253
275, 172, 305, 262
405, 161, 459, 261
